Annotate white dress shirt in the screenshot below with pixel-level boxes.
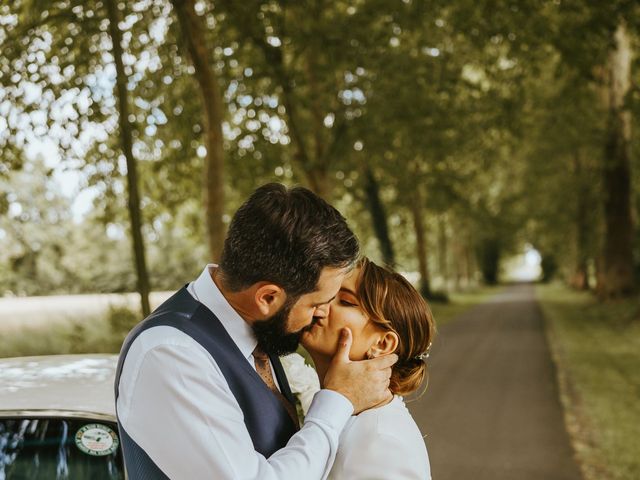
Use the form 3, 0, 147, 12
328, 396, 432, 480
116, 265, 353, 479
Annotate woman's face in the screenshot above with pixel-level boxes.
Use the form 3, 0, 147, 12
301, 267, 385, 361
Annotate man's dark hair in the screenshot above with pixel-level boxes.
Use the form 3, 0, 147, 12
219, 183, 359, 298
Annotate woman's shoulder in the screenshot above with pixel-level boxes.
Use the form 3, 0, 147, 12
348, 396, 425, 444
330, 396, 431, 479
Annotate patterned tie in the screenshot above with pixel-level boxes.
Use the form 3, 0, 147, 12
253, 346, 300, 429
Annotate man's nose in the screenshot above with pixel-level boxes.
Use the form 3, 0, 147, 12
315, 303, 330, 318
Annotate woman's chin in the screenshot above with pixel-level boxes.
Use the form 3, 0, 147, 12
300, 331, 315, 350
301, 327, 324, 354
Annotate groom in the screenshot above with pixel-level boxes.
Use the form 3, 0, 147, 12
115, 183, 397, 479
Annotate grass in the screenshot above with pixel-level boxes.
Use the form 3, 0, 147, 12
429, 284, 502, 326
536, 283, 640, 480
0, 305, 138, 358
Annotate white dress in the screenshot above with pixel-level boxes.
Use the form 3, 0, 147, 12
328, 396, 432, 479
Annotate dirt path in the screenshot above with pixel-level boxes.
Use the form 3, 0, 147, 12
408, 283, 582, 480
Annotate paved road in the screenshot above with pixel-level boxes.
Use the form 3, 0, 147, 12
408, 283, 583, 480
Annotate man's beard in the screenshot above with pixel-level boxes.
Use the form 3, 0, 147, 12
252, 300, 305, 356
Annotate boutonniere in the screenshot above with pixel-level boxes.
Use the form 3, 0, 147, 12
281, 352, 321, 421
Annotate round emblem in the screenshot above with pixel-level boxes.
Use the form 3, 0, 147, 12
75, 423, 119, 456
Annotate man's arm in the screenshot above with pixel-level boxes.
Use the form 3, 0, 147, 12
324, 328, 398, 414
117, 329, 353, 480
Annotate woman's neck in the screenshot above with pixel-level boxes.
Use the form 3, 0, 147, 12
310, 351, 396, 410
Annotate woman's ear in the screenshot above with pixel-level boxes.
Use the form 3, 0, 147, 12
367, 331, 399, 358
254, 283, 286, 317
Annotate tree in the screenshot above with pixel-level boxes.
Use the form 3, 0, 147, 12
599, 21, 634, 297
550, 1, 639, 296
0, 0, 152, 313
105, 0, 151, 315
171, 0, 226, 260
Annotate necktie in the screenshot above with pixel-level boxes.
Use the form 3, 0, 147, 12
253, 346, 300, 429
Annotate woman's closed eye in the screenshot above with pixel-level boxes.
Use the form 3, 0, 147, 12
339, 298, 358, 307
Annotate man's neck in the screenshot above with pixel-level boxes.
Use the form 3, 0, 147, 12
210, 267, 258, 325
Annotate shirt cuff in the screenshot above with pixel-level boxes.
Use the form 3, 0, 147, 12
304, 389, 354, 431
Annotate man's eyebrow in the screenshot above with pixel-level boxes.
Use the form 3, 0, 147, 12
339, 287, 357, 296
312, 294, 337, 307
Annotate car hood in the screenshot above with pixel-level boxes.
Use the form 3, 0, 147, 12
0, 354, 118, 419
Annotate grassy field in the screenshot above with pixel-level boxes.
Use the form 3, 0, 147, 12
0, 285, 498, 359
536, 283, 640, 480
0, 292, 173, 358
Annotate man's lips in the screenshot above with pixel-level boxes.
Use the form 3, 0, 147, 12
303, 317, 323, 332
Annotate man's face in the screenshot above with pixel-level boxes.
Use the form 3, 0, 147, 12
252, 267, 348, 356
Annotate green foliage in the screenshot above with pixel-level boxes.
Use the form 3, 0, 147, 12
106, 303, 139, 336
1, 0, 640, 296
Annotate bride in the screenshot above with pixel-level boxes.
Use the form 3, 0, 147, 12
301, 257, 436, 480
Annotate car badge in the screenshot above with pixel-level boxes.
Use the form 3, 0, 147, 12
75, 423, 119, 456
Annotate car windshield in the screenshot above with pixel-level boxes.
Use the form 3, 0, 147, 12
0, 417, 124, 479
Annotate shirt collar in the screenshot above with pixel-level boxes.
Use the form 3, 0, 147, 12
192, 264, 257, 360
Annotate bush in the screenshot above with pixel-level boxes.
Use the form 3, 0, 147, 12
106, 304, 141, 351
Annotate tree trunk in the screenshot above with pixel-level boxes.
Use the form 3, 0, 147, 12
173, 0, 226, 261
438, 215, 449, 291
363, 165, 395, 266
571, 150, 590, 290
452, 237, 464, 290
105, 0, 150, 316
410, 192, 431, 298
478, 237, 501, 285
599, 22, 634, 298
464, 240, 474, 287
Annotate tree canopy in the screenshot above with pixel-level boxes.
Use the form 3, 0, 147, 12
1, 0, 639, 305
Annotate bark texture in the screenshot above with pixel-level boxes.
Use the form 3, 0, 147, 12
105, 0, 151, 316
173, 0, 226, 261
363, 165, 395, 266
438, 215, 449, 290
410, 192, 431, 297
599, 22, 634, 297
570, 150, 590, 290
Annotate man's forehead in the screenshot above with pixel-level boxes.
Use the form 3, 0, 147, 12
317, 265, 351, 284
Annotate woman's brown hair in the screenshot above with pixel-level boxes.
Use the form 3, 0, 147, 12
356, 257, 436, 396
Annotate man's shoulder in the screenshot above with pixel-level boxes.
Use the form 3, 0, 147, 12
122, 288, 205, 354
118, 324, 221, 391
126, 324, 203, 353
144, 286, 201, 323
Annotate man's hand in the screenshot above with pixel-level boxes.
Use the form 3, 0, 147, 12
323, 328, 398, 414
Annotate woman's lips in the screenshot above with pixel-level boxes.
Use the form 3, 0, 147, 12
303, 318, 323, 333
